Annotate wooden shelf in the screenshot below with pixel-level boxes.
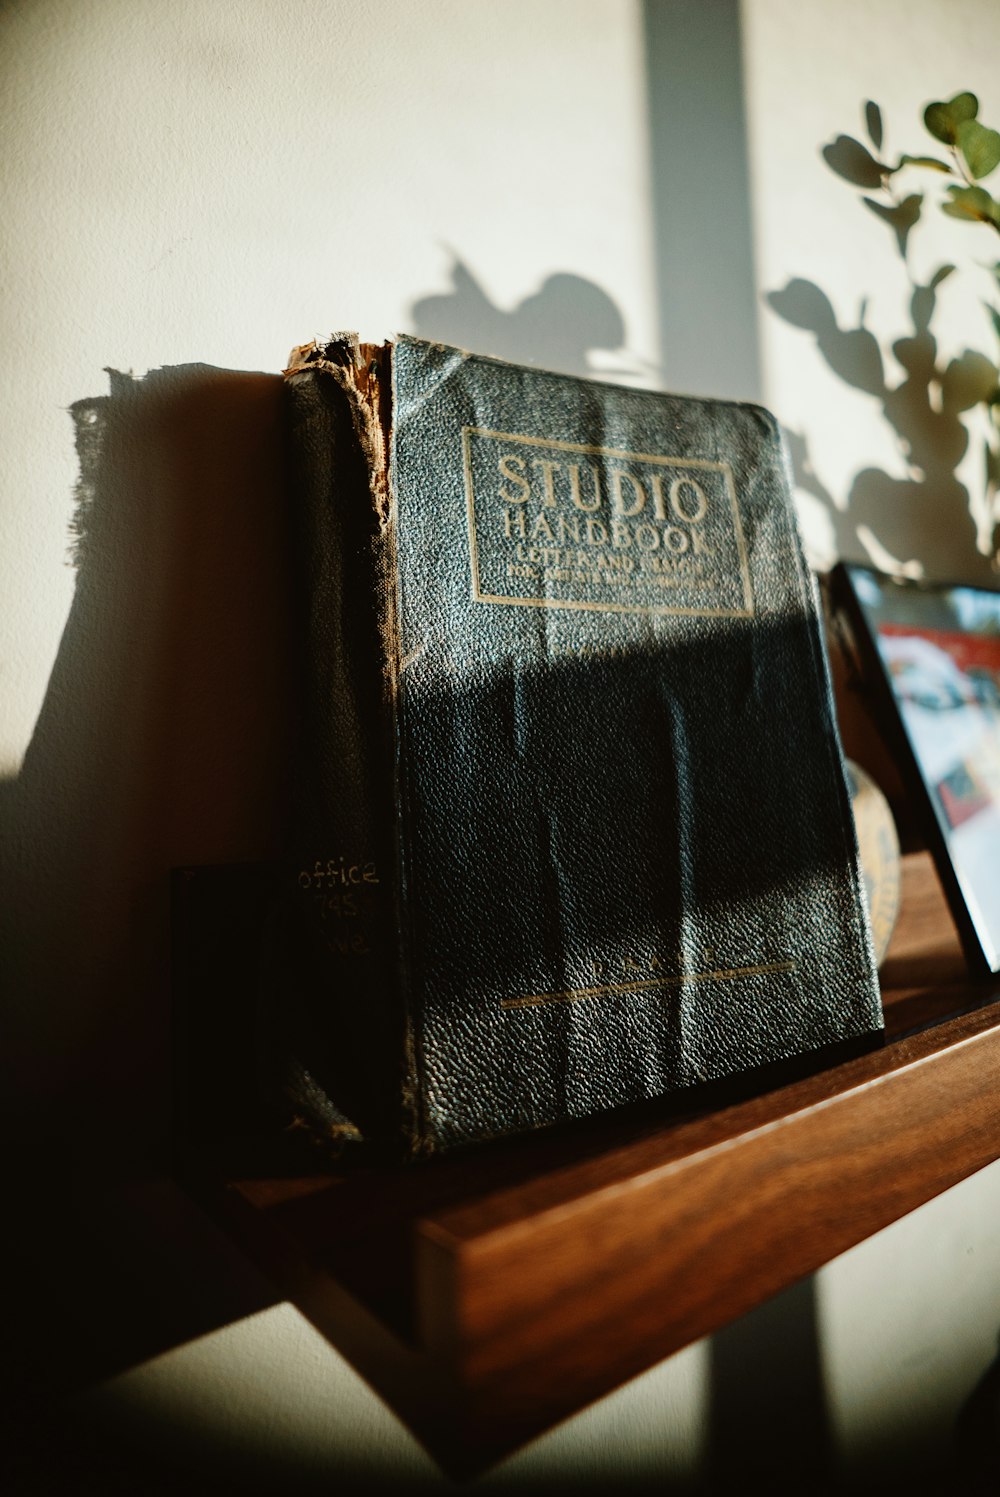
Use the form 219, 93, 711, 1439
177, 853, 1000, 1475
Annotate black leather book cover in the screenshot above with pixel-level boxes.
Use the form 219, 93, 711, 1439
275, 334, 883, 1155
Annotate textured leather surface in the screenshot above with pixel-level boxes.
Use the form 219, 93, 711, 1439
279, 335, 883, 1155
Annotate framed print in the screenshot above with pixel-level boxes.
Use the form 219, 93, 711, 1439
834, 561, 1000, 976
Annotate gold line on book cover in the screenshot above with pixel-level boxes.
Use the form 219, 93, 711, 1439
502, 958, 797, 1009
462, 425, 755, 618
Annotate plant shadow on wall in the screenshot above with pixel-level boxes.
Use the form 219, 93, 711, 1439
769, 93, 1000, 584
410, 255, 652, 381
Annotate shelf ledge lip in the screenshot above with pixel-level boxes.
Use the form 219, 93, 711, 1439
417, 995, 1000, 1253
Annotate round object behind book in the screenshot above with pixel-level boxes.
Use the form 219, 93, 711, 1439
846, 758, 901, 967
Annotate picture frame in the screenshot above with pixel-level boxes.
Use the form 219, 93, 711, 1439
833, 561, 1000, 977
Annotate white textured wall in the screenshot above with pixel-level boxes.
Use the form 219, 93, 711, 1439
4, 0, 1000, 1490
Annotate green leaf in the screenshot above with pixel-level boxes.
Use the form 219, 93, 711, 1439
895, 153, 952, 172
988, 303, 1000, 342
930, 264, 956, 288
865, 100, 883, 150
924, 91, 979, 143
822, 134, 886, 187
951, 91, 980, 120
941, 184, 1000, 223
863, 193, 922, 256
957, 118, 1000, 179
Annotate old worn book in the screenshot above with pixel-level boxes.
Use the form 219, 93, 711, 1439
269, 333, 882, 1155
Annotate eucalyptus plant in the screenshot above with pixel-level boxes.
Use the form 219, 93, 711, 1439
827, 92, 1000, 560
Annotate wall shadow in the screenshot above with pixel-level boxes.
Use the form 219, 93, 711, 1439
768, 269, 996, 584
643, 0, 762, 403
954, 1329, 1000, 1495
705, 1278, 833, 1495
0, 364, 295, 1404
1, 363, 296, 1148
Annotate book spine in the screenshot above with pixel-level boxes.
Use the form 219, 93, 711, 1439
270, 337, 418, 1153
